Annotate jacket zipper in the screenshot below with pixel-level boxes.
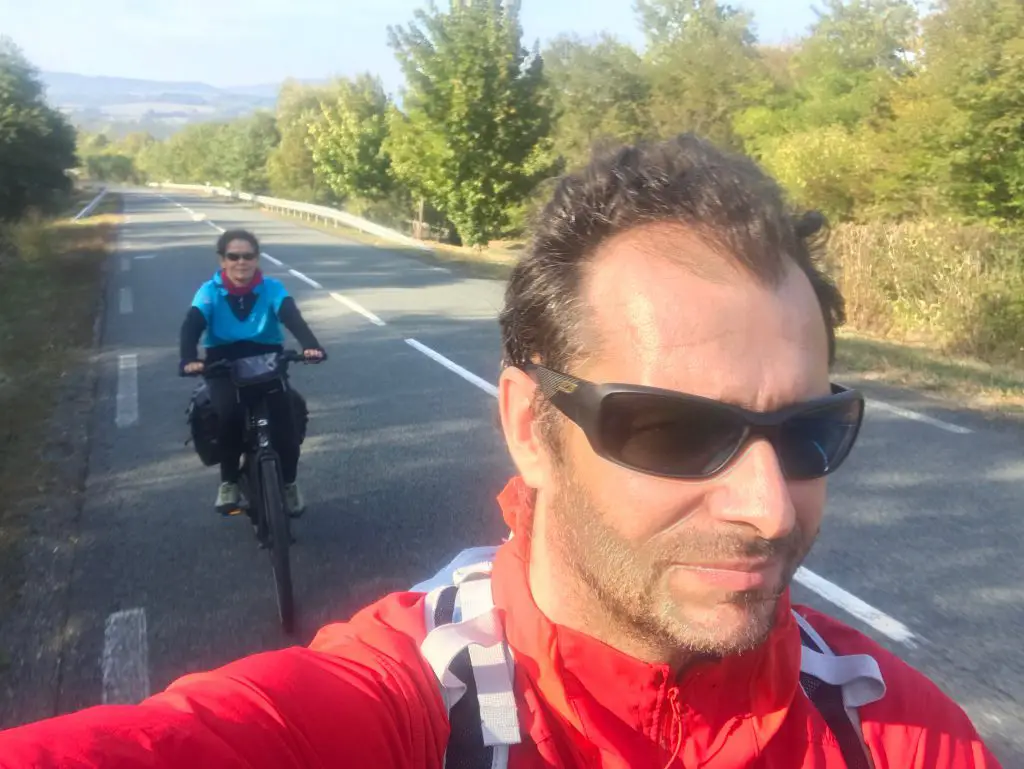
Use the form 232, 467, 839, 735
661, 686, 683, 769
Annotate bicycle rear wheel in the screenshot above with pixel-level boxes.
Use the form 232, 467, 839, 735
258, 455, 294, 634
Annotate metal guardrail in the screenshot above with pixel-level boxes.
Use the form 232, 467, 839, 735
74, 186, 109, 221
148, 182, 431, 252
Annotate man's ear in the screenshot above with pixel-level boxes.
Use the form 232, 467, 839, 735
498, 366, 550, 490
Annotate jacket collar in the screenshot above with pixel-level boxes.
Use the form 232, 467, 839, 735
490, 476, 802, 763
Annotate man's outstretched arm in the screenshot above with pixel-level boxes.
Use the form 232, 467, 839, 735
0, 595, 448, 769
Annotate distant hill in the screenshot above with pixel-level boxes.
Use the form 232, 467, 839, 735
40, 71, 284, 139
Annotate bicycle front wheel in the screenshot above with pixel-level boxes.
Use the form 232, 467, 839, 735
258, 455, 294, 634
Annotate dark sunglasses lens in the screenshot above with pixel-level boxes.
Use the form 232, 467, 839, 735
599, 393, 747, 477
226, 252, 257, 261
778, 398, 863, 479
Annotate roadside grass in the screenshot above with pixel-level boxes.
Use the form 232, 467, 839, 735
834, 331, 1024, 416
0, 192, 122, 614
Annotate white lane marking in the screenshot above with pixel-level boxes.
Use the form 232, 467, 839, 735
431, 266, 451, 273
288, 269, 323, 289
101, 608, 150, 705
866, 398, 972, 435
74, 188, 108, 220
205, 220, 225, 233
330, 292, 385, 327
405, 339, 922, 646
119, 287, 133, 315
134, 253, 157, 261
115, 354, 139, 428
191, 212, 206, 222
261, 252, 283, 267
120, 256, 131, 273
404, 339, 499, 397
794, 567, 918, 646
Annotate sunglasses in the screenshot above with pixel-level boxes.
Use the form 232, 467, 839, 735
224, 251, 258, 262
523, 363, 864, 481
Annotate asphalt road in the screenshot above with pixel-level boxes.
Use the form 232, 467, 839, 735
8, 190, 1024, 763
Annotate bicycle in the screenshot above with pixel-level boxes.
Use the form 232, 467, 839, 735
186, 350, 317, 634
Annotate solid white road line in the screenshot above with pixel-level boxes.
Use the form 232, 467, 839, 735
866, 398, 972, 435
261, 252, 283, 267
794, 567, 919, 646
330, 292, 386, 326
404, 339, 499, 397
119, 287, 133, 315
288, 269, 323, 289
101, 608, 150, 705
403, 338, 921, 646
115, 354, 139, 428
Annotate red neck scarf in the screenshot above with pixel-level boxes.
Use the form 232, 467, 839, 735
221, 269, 264, 296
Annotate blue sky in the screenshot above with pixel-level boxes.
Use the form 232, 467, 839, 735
1, 0, 821, 94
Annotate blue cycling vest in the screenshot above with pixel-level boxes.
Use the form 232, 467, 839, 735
191, 271, 290, 349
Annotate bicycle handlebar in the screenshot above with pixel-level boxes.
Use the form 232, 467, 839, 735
182, 349, 322, 378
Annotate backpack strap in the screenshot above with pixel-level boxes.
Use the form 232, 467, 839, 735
793, 609, 886, 769
417, 554, 886, 769
418, 550, 520, 769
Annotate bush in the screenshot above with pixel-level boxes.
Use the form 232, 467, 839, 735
3, 210, 54, 263
826, 220, 1024, 365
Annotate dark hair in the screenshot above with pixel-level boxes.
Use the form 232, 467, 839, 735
216, 229, 260, 256
499, 133, 845, 376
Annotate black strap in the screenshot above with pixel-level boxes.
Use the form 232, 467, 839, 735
798, 626, 870, 769
432, 584, 495, 769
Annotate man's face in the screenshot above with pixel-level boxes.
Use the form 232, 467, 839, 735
520, 226, 833, 658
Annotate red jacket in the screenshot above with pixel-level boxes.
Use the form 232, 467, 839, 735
0, 478, 1001, 768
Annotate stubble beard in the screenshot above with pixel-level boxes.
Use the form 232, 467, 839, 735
548, 469, 812, 662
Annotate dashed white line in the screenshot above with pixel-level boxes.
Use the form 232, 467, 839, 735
330, 292, 386, 326
119, 287, 133, 315
866, 398, 972, 435
794, 567, 918, 646
101, 608, 150, 705
402, 337, 920, 646
134, 253, 157, 261
205, 220, 225, 233
115, 354, 139, 428
404, 339, 499, 397
261, 252, 283, 267
288, 269, 323, 289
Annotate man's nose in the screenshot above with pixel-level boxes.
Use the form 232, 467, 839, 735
707, 438, 797, 540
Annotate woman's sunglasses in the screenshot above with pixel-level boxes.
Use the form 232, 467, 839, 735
224, 251, 258, 262
522, 363, 865, 481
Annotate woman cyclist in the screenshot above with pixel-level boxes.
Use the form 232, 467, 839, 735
179, 229, 325, 516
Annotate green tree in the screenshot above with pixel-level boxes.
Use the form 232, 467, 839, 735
788, 0, 918, 130
0, 39, 77, 220
307, 74, 394, 206
543, 33, 651, 168
221, 111, 280, 192
267, 79, 338, 203
736, 0, 919, 221
911, 0, 1024, 221
385, 0, 556, 246
635, 0, 767, 148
